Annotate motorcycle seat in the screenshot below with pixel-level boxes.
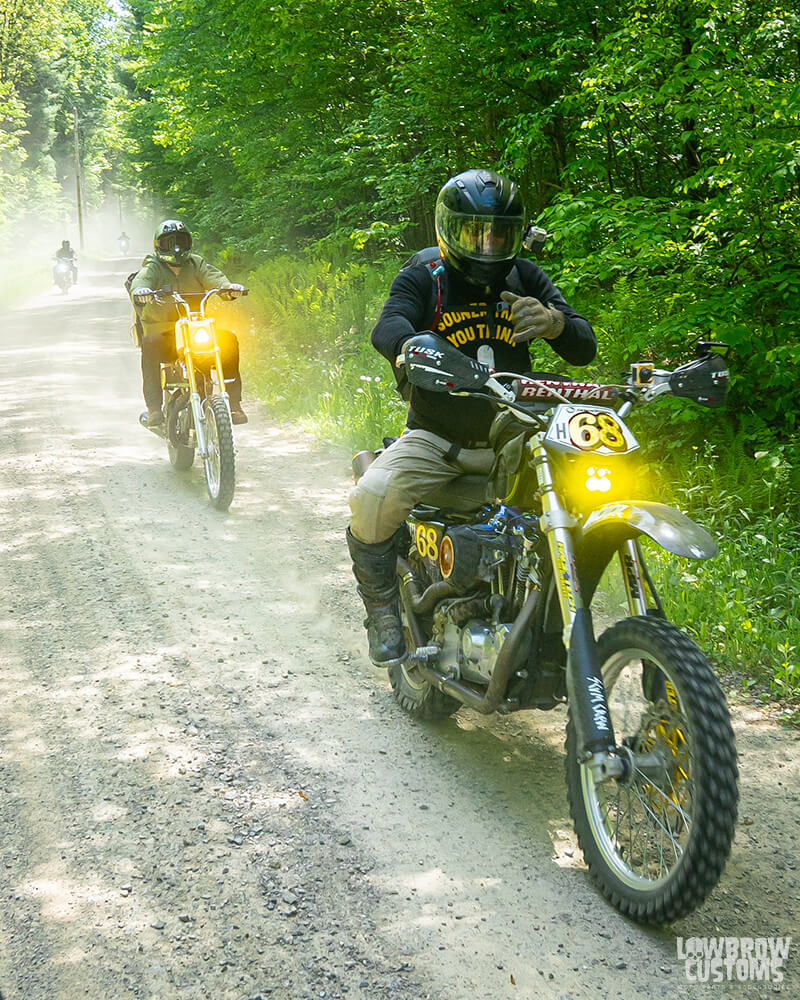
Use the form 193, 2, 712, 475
415, 473, 491, 514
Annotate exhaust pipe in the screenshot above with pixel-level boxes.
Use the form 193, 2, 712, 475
397, 556, 539, 715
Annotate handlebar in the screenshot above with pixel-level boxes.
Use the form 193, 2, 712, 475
133, 286, 248, 316
397, 333, 730, 414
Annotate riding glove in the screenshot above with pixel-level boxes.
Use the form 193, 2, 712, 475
501, 291, 564, 344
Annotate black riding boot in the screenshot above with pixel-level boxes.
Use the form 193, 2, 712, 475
346, 527, 407, 667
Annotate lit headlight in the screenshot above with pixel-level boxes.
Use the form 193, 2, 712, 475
190, 325, 212, 348
585, 466, 613, 493
554, 452, 641, 512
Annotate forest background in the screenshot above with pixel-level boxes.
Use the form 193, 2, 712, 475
1, 0, 798, 705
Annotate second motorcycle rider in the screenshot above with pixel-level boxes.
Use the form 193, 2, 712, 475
130, 219, 248, 427
347, 168, 597, 668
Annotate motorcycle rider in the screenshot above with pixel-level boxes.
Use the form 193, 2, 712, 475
347, 168, 597, 667
53, 239, 78, 285
118, 231, 130, 254
129, 219, 248, 427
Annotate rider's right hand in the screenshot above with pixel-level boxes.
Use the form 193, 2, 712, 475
133, 288, 156, 305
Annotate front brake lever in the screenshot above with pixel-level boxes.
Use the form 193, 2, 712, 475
485, 376, 516, 403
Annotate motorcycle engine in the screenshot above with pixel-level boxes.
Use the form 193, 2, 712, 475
435, 617, 512, 685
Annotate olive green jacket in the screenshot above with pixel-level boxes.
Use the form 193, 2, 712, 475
129, 253, 233, 336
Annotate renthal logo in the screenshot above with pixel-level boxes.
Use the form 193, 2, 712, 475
408, 346, 444, 361
519, 381, 617, 401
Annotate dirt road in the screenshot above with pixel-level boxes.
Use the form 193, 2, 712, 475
0, 261, 797, 1000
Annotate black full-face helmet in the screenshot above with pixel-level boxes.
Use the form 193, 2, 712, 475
435, 169, 525, 286
154, 219, 192, 265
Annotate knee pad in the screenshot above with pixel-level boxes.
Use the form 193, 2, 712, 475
349, 467, 405, 545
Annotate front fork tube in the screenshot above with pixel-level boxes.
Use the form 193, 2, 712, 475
620, 539, 668, 703
620, 538, 663, 617
184, 350, 231, 459
533, 443, 618, 763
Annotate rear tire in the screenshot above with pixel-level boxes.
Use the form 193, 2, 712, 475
565, 616, 738, 923
389, 589, 460, 720
203, 395, 235, 510
388, 658, 461, 721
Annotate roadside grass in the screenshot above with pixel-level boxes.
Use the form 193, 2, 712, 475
239, 253, 407, 449
645, 441, 800, 703
241, 253, 800, 704
0, 261, 53, 310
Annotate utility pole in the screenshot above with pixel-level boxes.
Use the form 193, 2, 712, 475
73, 107, 85, 250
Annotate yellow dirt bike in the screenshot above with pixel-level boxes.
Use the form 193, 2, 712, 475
139, 287, 246, 511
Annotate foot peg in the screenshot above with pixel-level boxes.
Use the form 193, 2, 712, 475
407, 645, 439, 665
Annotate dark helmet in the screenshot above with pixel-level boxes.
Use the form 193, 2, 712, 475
61, 240, 70, 248
435, 169, 525, 286
154, 219, 192, 264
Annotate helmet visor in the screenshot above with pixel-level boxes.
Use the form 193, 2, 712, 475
437, 209, 523, 262
157, 231, 191, 253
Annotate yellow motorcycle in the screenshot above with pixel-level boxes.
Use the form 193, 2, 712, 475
140, 287, 246, 510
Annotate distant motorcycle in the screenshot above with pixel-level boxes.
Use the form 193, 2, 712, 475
136, 286, 247, 511
53, 257, 74, 294
119, 234, 131, 254
354, 334, 738, 923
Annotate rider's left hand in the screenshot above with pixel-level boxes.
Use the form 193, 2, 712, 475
501, 291, 564, 344
219, 283, 246, 301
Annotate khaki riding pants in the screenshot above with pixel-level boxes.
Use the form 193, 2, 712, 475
348, 429, 494, 545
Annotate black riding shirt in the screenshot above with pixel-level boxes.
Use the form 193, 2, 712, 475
371, 253, 597, 445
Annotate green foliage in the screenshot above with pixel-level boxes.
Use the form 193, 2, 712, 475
122, 0, 800, 445
0, 0, 130, 247
117, 0, 800, 698
637, 436, 800, 698
536, 3, 800, 440
239, 252, 406, 448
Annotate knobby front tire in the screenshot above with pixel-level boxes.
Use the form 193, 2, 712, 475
203, 395, 235, 511
565, 615, 738, 924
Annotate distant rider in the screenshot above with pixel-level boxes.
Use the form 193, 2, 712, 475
128, 219, 248, 428
118, 232, 130, 254
53, 240, 78, 284
346, 168, 596, 667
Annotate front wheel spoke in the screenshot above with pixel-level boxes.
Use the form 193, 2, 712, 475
634, 765, 693, 830
629, 782, 684, 861
600, 787, 631, 852
614, 788, 645, 865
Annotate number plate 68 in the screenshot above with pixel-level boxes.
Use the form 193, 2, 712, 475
544, 404, 639, 456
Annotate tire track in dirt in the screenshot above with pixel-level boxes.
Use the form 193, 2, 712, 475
0, 262, 797, 1000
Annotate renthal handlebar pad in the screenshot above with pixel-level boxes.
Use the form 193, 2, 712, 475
515, 378, 620, 403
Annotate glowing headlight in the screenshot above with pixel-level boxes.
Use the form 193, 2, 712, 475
554, 452, 641, 512
585, 466, 612, 493
191, 325, 212, 347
